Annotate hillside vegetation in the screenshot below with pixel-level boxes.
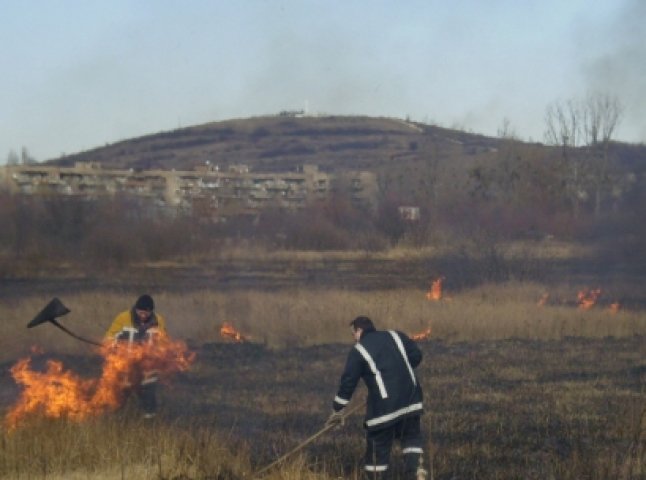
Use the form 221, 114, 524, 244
49, 116, 500, 173
0, 115, 644, 279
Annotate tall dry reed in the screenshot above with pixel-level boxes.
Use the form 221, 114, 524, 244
1, 282, 644, 361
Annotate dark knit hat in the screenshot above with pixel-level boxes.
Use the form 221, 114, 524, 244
135, 294, 154, 312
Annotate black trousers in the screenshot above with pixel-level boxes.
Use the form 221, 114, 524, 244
364, 415, 423, 479
137, 381, 157, 414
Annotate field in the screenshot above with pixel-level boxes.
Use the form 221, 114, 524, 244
0, 251, 645, 479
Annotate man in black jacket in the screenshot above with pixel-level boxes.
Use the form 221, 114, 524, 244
327, 316, 426, 479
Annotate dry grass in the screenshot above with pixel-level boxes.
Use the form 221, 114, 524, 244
0, 412, 252, 480
156, 238, 589, 264
1, 282, 643, 361
423, 335, 645, 479
1, 280, 644, 479
0, 336, 644, 479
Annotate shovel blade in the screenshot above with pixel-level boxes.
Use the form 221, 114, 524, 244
27, 297, 71, 328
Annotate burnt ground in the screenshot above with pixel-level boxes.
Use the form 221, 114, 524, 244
2, 253, 646, 306
2, 336, 644, 479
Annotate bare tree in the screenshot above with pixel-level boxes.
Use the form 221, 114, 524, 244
581, 92, 623, 215
544, 99, 583, 148
581, 92, 623, 146
544, 98, 585, 218
544, 93, 623, 219
497, 117, 517, 140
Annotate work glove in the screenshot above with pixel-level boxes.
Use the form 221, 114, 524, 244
325, 410, 345, 429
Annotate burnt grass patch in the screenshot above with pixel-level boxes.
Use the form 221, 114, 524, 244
1, 336, 643, 478
162, 336, 643, 478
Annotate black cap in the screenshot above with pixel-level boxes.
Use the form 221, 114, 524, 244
134, 294, 154, 312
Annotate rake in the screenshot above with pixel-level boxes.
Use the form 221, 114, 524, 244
253, 401, 363, 477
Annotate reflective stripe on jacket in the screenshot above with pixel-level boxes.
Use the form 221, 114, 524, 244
105, 309, 167, 341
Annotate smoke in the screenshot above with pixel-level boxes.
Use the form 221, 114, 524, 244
581, 0, 646, 143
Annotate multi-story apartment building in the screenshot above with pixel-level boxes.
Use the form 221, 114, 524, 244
0, 162, 377, 218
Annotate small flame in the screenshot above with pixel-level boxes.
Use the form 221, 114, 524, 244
537, 293, 549, 307
608, 302, 621, 314
410, 327, 432, 341
425, 277, 444, 301
220, 322, 250, 343
30, 345, 44, 355
577, 288, 602, 310
5, 337, 195, 430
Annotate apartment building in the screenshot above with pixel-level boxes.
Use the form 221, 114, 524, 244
0, 162, 377, 218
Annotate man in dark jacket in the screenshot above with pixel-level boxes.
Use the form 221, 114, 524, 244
328, 316, 425, 479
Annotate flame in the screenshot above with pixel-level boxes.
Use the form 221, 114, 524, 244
410, 327, 432, 341
608, 302, 621, 314
220, 322, 250, 343
30, 345, 44, 355
5, 336, 195, 430
425, 277, 444, 301
577, 288, 602, 310
537, 293, 549, 307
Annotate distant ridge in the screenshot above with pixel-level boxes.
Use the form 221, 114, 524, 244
47, 114, 645, 176
46, 115, 506, 171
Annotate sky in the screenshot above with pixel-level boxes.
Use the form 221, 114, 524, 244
1, 0, 644, 163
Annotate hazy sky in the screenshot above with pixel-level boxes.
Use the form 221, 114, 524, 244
2, 0, 644, 162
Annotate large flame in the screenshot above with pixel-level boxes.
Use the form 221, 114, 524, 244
425, 277, 444, 301
410, 327, 432, 341
5, 336, 195, 430
577, 288, 602, 310
220, 322, 250, 343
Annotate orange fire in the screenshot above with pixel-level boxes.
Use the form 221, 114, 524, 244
577, 288, 602, 310
425, 277, 444, 301
608, 302, 621, 314
5, 337, 195, 430
537, 292, 549, 307
220, 322, 250, 343
410, 327, 432, 341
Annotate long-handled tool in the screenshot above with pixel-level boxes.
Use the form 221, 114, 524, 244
27, 297, 102, 347
253, 401, 363, 478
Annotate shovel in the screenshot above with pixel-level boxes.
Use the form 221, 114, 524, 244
27, 297, 102, 347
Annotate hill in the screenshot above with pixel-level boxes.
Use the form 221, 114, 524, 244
45, 115, 646, 222
48, 115, 510, 173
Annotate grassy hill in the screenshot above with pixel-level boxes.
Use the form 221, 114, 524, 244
45, 114, 646, 206
48, 115, 510, 172
45, 114, 646, 197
